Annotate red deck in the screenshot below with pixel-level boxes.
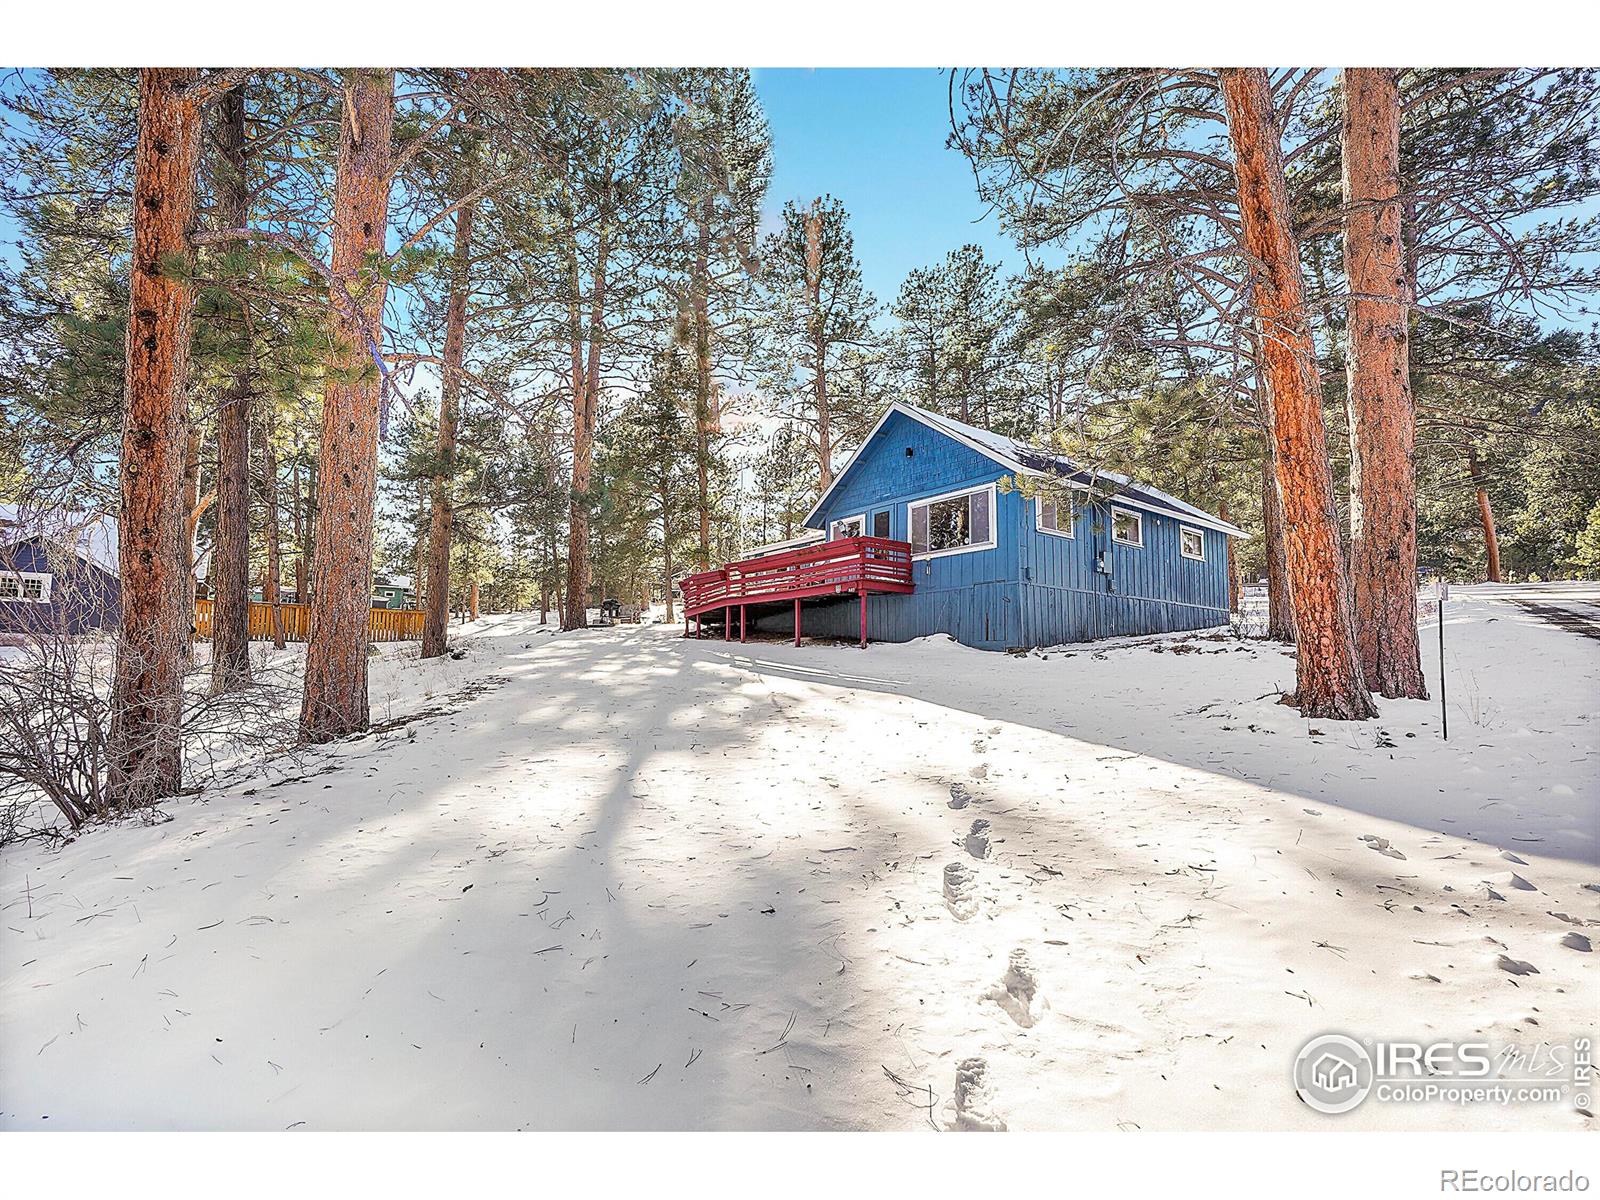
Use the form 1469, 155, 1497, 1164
678, 536, 914, 647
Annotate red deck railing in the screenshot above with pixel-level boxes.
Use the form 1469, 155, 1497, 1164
678, 536, 914, 644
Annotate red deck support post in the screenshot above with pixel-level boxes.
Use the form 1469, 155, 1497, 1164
740, 604, 746, 643
724, 605, 730, 640
793, 598, 801, 647
684, 613, 689, 639
859, 588, 868, 648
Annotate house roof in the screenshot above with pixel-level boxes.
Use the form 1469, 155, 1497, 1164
0, 503, 121, 574
802, 402, 1247, 538
741, 529, 826, 559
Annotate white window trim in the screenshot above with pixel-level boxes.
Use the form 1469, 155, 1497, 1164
1180, 525, 1206, 562
907, 482, 998, 561
1035, 496, 1077, 540
0, 569, 53, 603
1111, 505, 1144, 548
828, 512, 868, 541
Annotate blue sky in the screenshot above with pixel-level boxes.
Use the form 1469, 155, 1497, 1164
752, 68, 1024, 309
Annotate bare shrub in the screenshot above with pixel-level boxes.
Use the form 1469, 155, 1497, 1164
1, 604, 306, 844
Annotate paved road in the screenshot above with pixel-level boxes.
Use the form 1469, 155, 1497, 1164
1475, 582, 1600, 643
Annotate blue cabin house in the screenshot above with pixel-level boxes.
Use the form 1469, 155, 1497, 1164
0, 505, 122, 636
731, 403, 1244, 652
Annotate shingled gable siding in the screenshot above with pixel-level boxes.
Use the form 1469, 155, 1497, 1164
754, 409, 1233, 651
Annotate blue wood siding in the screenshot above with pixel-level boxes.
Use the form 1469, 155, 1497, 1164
0, 538, 120, 634
1016, 496, 1231, 645
760, 409, 1233, 651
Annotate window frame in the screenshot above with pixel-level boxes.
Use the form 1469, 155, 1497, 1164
1035, 495, 1077, 540
907, 483, 998, 561
1111, 505, 1145, 548
1179, 525, 1206, 562
828, 512, 867, 542
0, 570, 53, 603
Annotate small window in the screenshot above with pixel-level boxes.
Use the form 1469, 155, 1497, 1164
1037, 498, 1075, 539
1112, 507, 1143, 547
1180, 527, 1205, 561
908, 485, 995, 558
0, 571, 52, 602
829, 514, 865, 541
871, 510, 890, 539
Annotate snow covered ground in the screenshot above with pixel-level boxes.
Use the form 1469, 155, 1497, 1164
1, 587, 1595, 1130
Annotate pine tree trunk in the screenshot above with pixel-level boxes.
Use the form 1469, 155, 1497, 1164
661, 473, 676, 623
422, 198, 474, 658
180, 424, 205, 664
468, 578, 480, 621
803, 204, 833, 490
1218, 498, 1242, 613
107, 68, 204, 807
260, 409, 286, 648
1220, 68, 1375, 720
299, 69, 394, 743
693, 200, 714, 569
1261, 444, 1297, 643
290, 458, 307, 603
563, 208, 607, 632
1468, 445, 1503, 582
1342, 69, 1426, 699
211, 86, 254, 693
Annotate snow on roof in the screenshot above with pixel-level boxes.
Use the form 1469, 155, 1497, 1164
0, 503, 120, 574
803, 402, 1247, 538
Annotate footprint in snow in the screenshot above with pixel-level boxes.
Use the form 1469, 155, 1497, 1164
948, 782, 973, 810
964, 819, 992, 861
1560, 933, 1592, 953
952, 1057, 1007, 1132
943, 862, 979, 921
1360, 834, 1406, 860
983, 948, 1049, 1028
1496, 954, 1540, 976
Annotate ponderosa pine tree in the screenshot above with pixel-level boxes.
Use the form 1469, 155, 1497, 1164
208, 85, 254, 694
671, 69, 771, 569
107, 68, 206, 805
757, 196, 879, 491
1219, 67, 1376, 720
299, 69, 395, 742
1342, 68, 1426, 699
421, 180, 475, 660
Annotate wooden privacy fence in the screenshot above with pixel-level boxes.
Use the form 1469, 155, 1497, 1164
194, 599, 425, 643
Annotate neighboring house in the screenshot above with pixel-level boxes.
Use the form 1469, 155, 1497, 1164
0, 504, 122, 635
714, 403, 1244, 652
371, 575, 417, 610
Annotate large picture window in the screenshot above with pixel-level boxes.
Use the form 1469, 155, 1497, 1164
909, 485, 994, 558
